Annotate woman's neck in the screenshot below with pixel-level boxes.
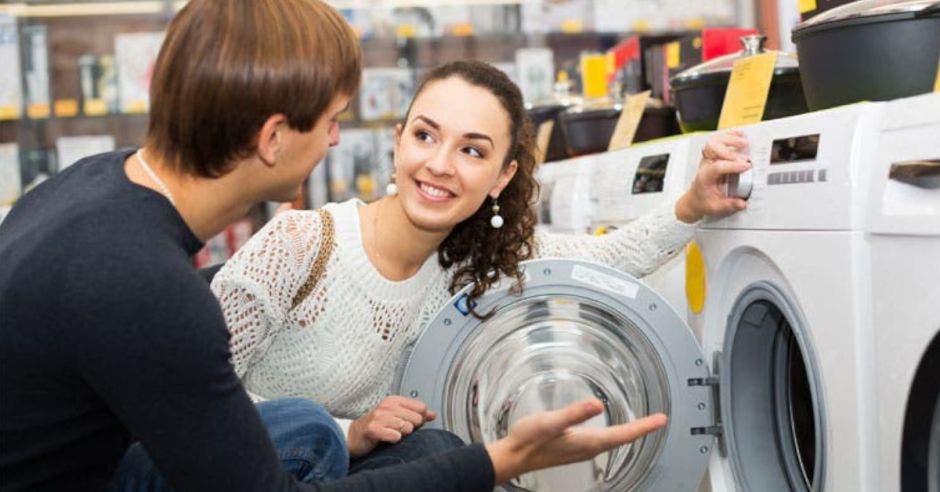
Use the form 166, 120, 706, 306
361, 196, 449, 281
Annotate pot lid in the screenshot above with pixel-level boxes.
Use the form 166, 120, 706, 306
562, 95, 669, 116
563, 96, 622, 115
671, 35, 799, 83
794, 0, 939, 34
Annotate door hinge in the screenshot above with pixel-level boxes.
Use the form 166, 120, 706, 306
687, 351, 727, 457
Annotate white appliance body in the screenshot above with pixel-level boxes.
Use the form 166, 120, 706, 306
686, 102, 885, 492
590, 134, 711, 320
865, 92, 940, 492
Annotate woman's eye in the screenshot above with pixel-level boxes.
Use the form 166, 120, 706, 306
416, 130, 433, 142
463, 147, 483, 158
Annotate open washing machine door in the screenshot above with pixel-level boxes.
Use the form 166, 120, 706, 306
394, 258, 718, 491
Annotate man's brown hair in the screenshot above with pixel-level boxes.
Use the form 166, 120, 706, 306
146, 0, 361, 177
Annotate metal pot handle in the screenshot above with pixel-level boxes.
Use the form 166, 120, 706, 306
916, 1, 940, 17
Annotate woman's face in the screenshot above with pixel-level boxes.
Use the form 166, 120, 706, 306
393, 76, 518, 233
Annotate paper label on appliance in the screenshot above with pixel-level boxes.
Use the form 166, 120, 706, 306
535, 120, 554, 164
718, 52, 778, 130
0, 143, 20, 205
608, 90, 650, 151
571, 265, 639, 299
798, 0, 817, 14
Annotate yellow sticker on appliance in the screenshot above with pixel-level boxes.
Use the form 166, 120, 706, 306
717, 51, 778, 130
608, 90, 651, 151
798, 0, 817, 14
685, 242, 707, 314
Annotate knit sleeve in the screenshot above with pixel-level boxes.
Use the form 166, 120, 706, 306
211, 210, 325, 380
534, 204, 697, 277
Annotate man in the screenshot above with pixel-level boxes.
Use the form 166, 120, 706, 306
0, 1, 667, 491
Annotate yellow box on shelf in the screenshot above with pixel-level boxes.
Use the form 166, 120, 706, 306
84, 99, 108, 116
665, 42, 681, 70
560, 19, 583, 34
684, 17, 706, 30
54, 99, 79, 118
27, 103, 50, 119
631, 19, 652, 33
125, 100, 148, 114
798, 0, 818, 14
580, 52, 608, 99
0, 105, 20, 121
396, 23, 417, 39
451, 23, 473, 37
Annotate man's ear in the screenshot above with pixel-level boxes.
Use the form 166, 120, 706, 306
256, 114, 288, 167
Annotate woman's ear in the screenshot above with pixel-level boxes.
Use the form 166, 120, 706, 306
490, 159, 518, 198
256, 114, 288, 167
394, 122, 404, 151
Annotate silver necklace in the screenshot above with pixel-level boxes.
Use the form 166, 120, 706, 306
135, 150, 176, 207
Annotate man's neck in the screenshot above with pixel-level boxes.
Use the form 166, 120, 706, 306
124, 150, 260, 241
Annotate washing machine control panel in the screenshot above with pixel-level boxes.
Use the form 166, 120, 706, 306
590, 134, 708, 227
701, 102, 885, 231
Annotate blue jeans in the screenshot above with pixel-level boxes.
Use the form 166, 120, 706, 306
108, 398, 348, 491
348, 427, 466, 475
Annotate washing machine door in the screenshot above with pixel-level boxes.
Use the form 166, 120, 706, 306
394, 259, 717, 491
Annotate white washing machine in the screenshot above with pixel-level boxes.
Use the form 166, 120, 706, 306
864, 92, 940, 492
685, 101, 886, 492
535, 156, 596, 235
590, 134, 711, 320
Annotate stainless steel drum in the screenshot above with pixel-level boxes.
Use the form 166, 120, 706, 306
394, 259, 719, 491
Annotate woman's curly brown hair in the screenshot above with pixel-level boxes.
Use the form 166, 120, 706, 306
405, 60, 539, 316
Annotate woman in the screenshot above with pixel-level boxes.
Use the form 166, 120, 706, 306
212, 60, 749, 460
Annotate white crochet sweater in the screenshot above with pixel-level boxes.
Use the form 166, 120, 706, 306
211, 199, 696, 419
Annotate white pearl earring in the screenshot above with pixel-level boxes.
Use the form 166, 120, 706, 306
385, 176, 398, 196
490, 198, 504, 229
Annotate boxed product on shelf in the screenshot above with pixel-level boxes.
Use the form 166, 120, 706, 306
515, 47, 555, 104
79, 54, 119, 115
55, 135, 115, 171
193, 218, 254, 269
327, 128, 393, 204
114, 31, 164, 114
359, 67, 415, 121
0, 14, 22, 120
21, 25, 50, 119
0, 142, 20, 205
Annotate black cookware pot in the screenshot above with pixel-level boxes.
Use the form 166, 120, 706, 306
526, 103, 570, 163
791, 0, 940, 111
670, 35, 808, 133
559, 100, 680, 157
